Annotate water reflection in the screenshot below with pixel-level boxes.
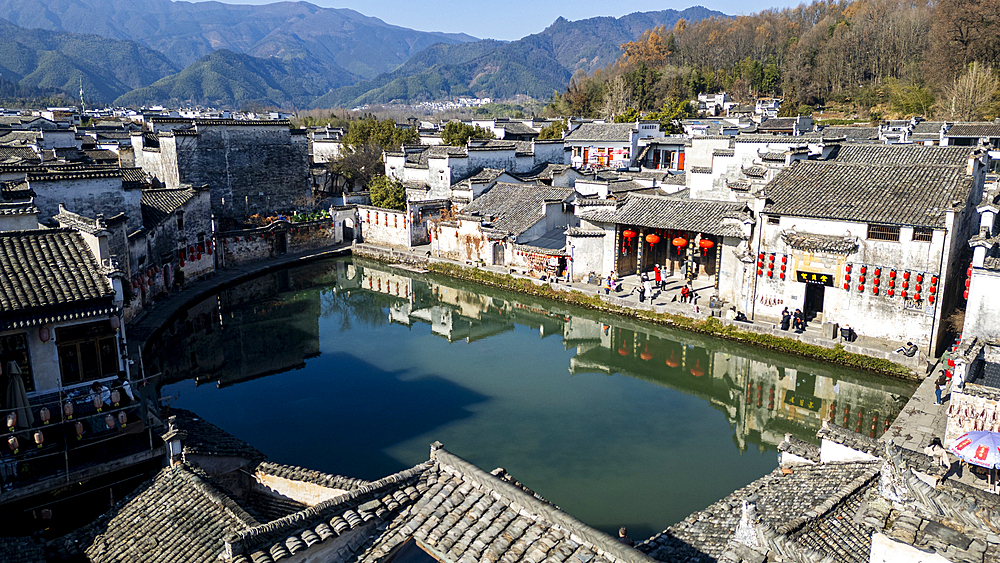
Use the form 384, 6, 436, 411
150, 257, 915, 538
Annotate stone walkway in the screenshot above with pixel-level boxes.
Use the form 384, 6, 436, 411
126, 245, 351, 365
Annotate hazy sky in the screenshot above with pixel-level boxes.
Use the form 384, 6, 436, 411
205, 0, 807, 41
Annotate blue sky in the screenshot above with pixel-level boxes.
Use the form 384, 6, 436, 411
207, 0, 808, 41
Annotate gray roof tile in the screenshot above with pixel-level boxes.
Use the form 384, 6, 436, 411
565, 123, 635, 143
580, 194, 748, 237
142, 187, 196, 230
460, 183, 573, 236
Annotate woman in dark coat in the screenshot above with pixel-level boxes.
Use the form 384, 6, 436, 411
780, 308, 791, 331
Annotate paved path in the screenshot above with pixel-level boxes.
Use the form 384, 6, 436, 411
126, 245, 350, 363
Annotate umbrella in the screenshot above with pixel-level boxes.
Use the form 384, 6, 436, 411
5, 361, 34, 429
949, 431, 1000, 468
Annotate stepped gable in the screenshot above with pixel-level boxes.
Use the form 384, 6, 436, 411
460, 182, 573, 236
639, 460, 880, 563
141, 187, 196, 230
0, 228, 115, 330
763, 158, 975, 228
580, 193, 748, 238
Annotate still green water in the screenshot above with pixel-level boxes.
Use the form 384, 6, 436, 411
155, 257, 916, 540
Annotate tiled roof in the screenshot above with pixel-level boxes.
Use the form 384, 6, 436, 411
832, 143, 975, 166
516, 163, 573, 181
360, 446, 654, 563
76, 464, 260, 563
460, 183, 573, 236
566, 227, 606, 237
142, 188, 196, 230
776, 434, 821, 462
816, 422, 946, 478
0, 537, 45, 563
565, 122, 635, 143
757, 117, 797, 130
911, 121, 944, 135
689, 166, 712, 174
0, 146, 39, 163
170, 409, 266, 461
580, 194, 748, 237
0, 229, 115, 330
254, 461, 370, 491
779, 231, 859, 255
945, 123, 1000, 138
763, 160, 974, 227
1, 180, 33, 200
819, 127, 878, 140
639, 461, 879, 563
742, 166, 767, 178
712, 149, 735, 157
0, 200, 37, 216
501, 122, 540, 136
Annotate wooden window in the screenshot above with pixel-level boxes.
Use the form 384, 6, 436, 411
0, 333, 34, 392
867, 224, 900, 242
912, 227, 934, 242
767, 216, 780, 225
57, 321, 120, 385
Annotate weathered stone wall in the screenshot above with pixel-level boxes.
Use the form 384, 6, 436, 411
357, 205, 411, 248
166, 124, 309, 219
532, 141, 566, 166
31, 176, 142, 232
432, 220, 489, 262
219, 217, 343, 267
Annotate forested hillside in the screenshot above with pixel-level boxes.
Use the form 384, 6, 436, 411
549, 0, 1000, 122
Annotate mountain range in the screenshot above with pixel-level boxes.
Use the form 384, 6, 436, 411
0, 1, 726, 109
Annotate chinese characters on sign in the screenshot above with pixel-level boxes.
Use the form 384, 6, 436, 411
795, 271, 834, 287
784, 390, 821, 412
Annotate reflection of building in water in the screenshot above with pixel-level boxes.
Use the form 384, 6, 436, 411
350, 260, 913, 450
150, 263, 335, 387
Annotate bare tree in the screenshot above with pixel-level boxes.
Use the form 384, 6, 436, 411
940, 62, 1000, 120
601, 76, 633, 120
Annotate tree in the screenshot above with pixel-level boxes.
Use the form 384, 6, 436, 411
343, 118, 418, 152
440, 121, 494, 146
645, 99, 695, 134
940, 62, 1000, 120
601, 76, 633, 120
537, 120, 567, 140
368, 175, 406, 211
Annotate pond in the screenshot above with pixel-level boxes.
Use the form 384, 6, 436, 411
152, 257, 916, 541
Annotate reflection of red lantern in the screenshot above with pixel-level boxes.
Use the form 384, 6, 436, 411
666, 352, 680, 368
640, 345, 653, 361
699, 239, 715, 255
690, 359, 704, 377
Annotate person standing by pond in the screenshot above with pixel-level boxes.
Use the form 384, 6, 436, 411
618, 527, 634, 547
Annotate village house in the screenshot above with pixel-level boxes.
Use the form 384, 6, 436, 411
22, 166, 148, 231
384, 139, 566, 202
755, 115, 813, 136
750, 144, 987, 355
565, 121, 663, 169
131, 118, 310, 221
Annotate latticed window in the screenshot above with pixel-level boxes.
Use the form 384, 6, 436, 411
867, 224, 900, 242
912, 227, 934, 242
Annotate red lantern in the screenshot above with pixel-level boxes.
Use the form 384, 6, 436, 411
845, 274, 851, 282
758, 253, 764, 260
780, 264, 786, 272
873, 276, 880, 286
179, 259, 185, 267
968, 266, 974, 276
859, 275, 866, 284
889, 270, 896, 279
930, 286, 936, 294
845, 264, 852, 273
903, 271, 910, 280
768, 271, 773, 278
779, 273, 785, 280
929, 295, 935, 304
901, 290, 908, 298
757, 269, 763, 276
888, 289, 895, 297
874, 268, 881, 276
758, 261, 765, 269
769, 254, 775, 262
902, 281, 909, 289
699, 239, 715, 255
645, 233, 660, 250
872, 287, 879, 294
965, 279, 971, 288
781, 255, 788, 264
964, 289, 969, 299
672, 237, 687, 254
915, 284, 922, 292
931, 276, 938, 284
858, 285, 865, 292
914, 292, 921, 301
843, 282, 850, 290
623, 229, 637, 241
860, 266, 867, 274
916, 274, 923, 283
888, 280, 895, 288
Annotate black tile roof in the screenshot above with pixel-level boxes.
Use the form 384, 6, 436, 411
819, 127, 878, 140
502, 122, 540, 136
0, 228, 115, 330
832, 143, 975, 166
460, 183, 573, 236
565, 122, 635, 143
77, 464, 261, 563
0, 537, 45, 563
639, 461, 879, 563
763, 160, 974, 227
141, 187, 196, 230
0, 146, 39, 163
779, 231, 859, 255
945, 123, 1000, 138
758, 117, 797, 130
776, 434, 821, 462
581, 194, 748, 237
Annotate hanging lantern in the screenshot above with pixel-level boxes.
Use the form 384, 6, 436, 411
105, 414, 115, 430
758, 260, 764, 269
623, 229, 637, 248
179, 259, 185, 267
916, 274, 923, 283
859, 275, 866, 284
757, 269, 764, 276
33, 430, 43, 449
966, 279, 971, 288
846, 264, 853, 273
769, 253, 775, 263
873, 276, 880, 286
964, 289, 970, 299
915, 284, 922, 292
889, 270, 896, 279
914, 292, 921, 301
860, 266, 867, 274
93, 394, 103, 412
39, 407, 50, 425
872, 287, 879, 295
6, 412, 15, 430
931, 275, 938, 285
207, 241, 213, 255
929, 286, 936, 294
888, 279, 895, 288
64, 401, 73, 420
874, 268, 881, 276
118, 411, 127, 428
901, 290, 908, 298
781, 255, 788, 264
645, 233, 660, 251
780, 264, 786, 272
780, 273, 785, 280
72, 421, 83, 440
888, 289, 895, 297
672, 236, 687, 254
903, 271, 910, 280
699, 239, 715, 255
39, 326, 50, 343
929, 295, 935, 304
843, 282, 850, 290
111, 389, 121, 407
758, 253, 765, 260
110, 314, 121, 329
859, 284, 865, 292
902, 280, 909, 289
845, 274, 851, 282
8, 436, 18, 454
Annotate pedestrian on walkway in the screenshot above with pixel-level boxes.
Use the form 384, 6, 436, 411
792, 309, 804, 331
780, 308, 791, 331
654, 265, 662, 290
642, 273, 653, 300
680, 284, 690, 303
924, 437, 950, 470
934, 373, 947, 405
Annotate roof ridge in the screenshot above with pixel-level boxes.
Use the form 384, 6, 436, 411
177, 463, 262, 530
